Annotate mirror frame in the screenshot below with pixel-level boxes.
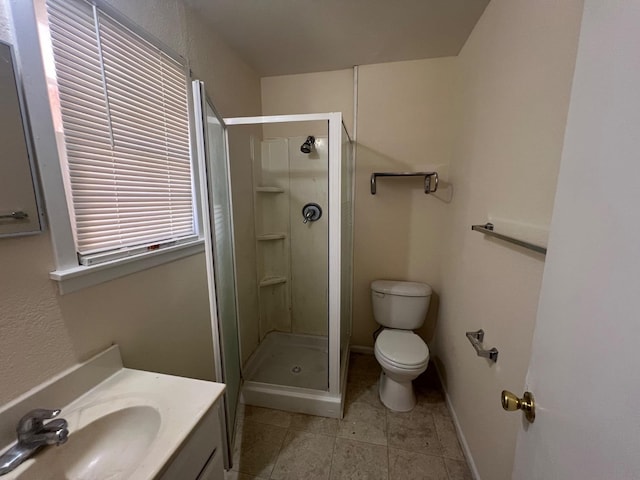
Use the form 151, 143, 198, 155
0, 39, 44, 237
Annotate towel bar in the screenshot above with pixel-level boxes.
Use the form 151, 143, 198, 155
370, 172, 438, 195
471, 223, 546, 255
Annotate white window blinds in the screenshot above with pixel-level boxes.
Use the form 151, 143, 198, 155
46, 0, 195, 265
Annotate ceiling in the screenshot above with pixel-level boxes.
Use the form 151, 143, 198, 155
186, 0, 490, 77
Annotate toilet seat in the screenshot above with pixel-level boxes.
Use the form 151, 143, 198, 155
375, 329, 429, 368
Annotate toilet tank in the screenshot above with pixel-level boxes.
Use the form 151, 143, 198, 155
371, 280, 432, 330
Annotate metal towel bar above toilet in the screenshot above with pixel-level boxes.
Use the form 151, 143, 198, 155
370, 172, 439, 195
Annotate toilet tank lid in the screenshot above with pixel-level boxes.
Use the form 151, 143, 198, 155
371, 280, 431, 297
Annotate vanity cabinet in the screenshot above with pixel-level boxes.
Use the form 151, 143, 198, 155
0, 345, 227, 480
159, 401, 225, 480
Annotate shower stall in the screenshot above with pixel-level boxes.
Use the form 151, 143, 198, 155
194, 84, 353, 467
225, 113, 354, 418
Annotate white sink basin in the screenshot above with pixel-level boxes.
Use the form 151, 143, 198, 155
18, 405, 161, 480
0, 346, 225, 480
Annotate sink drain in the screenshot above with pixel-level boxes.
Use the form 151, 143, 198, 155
291, 365, 302, 374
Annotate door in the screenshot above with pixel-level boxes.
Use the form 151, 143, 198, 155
193, 81, 242, 469
511, 2, 640, 478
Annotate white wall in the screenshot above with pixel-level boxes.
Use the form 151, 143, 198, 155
288, 136, 329, 336
255, 138, 292, 338
436, 0, 584, 478
251, 136, 329, 339
0, 0, 262, 406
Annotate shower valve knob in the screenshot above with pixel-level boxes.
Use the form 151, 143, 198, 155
302, 203, 322, 224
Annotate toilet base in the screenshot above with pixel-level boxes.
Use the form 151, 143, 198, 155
378, 371, 417, 412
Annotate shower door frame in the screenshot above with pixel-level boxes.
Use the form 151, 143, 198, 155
225, 113, 345, 398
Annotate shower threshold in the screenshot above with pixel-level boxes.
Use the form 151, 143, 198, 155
241, 331, 343, 418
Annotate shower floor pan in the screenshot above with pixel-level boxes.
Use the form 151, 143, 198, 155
241, 331, 342, 418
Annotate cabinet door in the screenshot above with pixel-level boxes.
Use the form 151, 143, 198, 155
158, 403, 222, 480
197, 450, 224, 480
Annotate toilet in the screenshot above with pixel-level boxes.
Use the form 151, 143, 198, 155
371, 280, 431, 412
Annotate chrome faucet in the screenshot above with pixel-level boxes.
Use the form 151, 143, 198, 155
0, 409, 69, 475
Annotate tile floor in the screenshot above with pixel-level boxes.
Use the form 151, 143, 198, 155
226, 352, 473, 480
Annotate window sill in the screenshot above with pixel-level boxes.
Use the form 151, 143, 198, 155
50, 239, 205, 294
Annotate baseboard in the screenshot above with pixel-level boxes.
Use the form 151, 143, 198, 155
349, 344, 374, 354
434, 363, 482, 480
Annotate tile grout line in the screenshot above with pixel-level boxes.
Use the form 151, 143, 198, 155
439, 409, 451, 479
235, 354, 472, 479
432, 410, 467, 463
267, 425, 290, 480
328, 434, 339, 480
385, 403, 391, 480
269, 427, 338, 479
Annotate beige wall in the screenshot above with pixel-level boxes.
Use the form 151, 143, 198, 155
0, 0, 261, 406
2, 0, 585, 475
186, 4, 262, 371
261, 59, 457, 347
259, 3, 583, 477
261, 69, 354, 138
0, 1, 9, 41
436, 0, 584, 478
354, 59, 456, 346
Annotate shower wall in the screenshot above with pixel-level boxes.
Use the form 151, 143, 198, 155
255, 138, 290, 337
288, 136, 328, 336
253, 135, 329, 341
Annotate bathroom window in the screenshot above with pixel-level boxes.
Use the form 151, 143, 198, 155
44, 0, 198, 268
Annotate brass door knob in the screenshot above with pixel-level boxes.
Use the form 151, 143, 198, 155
501, 390, 535, 423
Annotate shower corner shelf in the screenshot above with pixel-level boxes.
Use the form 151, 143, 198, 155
259, 276, 287, 287
257, 233, 287, 241
256, 186, 285, 193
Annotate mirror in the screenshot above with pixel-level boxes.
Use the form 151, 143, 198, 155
0, 40, 42, 236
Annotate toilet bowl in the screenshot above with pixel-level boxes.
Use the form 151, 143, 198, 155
371, 280, 432, 412
375, 329, 429, 411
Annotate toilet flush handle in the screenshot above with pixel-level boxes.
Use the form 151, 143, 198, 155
373, 291, 385, 298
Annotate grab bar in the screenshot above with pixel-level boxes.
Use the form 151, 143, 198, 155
370, 172, 438, 195
471, 223, 547, 255
465, 329, 498, 363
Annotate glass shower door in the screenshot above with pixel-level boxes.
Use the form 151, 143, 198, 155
193, 81, 241, 468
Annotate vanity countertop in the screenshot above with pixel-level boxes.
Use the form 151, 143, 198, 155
0, 345, 225, 479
